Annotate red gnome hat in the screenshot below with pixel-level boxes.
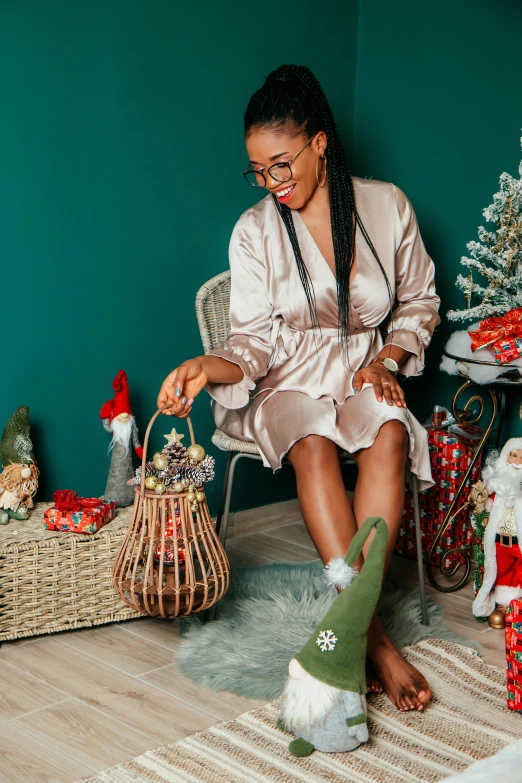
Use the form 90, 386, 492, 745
100, 370, 143, 460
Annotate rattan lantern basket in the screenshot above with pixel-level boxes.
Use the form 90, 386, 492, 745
112, 405, 230, 618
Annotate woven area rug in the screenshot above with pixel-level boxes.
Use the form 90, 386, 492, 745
175, 559, 481, 700
78, 639, 520, 783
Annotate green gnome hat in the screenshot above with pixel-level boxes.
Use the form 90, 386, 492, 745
0, 406, 36, 467
294, 516, 388, 695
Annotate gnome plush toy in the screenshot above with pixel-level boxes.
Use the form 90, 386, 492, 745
473, 437, 522, 622
100, 370, 143, 507
0, 406, 40, 524
277, 516, 389, 757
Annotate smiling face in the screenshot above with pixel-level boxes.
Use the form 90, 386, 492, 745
245, 126, 327, 210
507, 448, 522, 467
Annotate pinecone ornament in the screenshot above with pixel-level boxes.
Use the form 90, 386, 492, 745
179, 455, 215, 487
162, 441, 189, 471
127, 461, 158, 486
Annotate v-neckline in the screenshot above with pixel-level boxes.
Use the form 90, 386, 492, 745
293, 208, 358, 286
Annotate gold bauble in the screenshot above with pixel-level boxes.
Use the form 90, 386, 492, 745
187, 491, 196, 503
488, 608, 507, 629
196, 491, 205, 502
187, 444, 205, 463
145, 476, 158, 490
155, 483, 167, 495
188, 483, 196, 491
173, 481, 184, 493
153, 453, 169, 471
190, 503, 199, 512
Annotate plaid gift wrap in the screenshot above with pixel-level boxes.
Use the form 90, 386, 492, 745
396, 427, 482, 566
505, 600, 522, 713
44, 498, 116, 534
492, 336, 522, 365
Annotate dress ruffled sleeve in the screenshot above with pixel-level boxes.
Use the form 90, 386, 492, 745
204, 210, 274, 410
384, 184, 441, 376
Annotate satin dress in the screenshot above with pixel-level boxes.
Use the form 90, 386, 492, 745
204, 177, 441, 490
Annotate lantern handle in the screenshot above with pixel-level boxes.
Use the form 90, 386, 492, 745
139, 407, 196, 495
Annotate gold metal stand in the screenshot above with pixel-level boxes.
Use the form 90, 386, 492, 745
425, 350, 522, 592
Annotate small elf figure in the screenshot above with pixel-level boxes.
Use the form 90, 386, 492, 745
277, 517, 388, 756
0, 406, 40, 524
473, 437, 522, 627
100, 370, 143, 507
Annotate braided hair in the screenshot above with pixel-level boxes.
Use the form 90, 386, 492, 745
244, 64, 392, 365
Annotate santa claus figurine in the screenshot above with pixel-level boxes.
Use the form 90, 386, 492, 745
473, 437, 522, 627
100, 370, 143, 507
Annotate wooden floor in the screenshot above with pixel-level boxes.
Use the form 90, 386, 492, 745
0, 501, 505, 783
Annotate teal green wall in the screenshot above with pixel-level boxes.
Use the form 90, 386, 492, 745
0, 0, 359, 511
4, 0, 521, 514
352, 0, 522, 432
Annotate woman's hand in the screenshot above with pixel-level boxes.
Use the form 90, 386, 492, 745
352, 362, 406, 408
157, 359, 208, 417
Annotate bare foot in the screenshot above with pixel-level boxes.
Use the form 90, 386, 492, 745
368, 620, 431, 712
366, 658, 383, 695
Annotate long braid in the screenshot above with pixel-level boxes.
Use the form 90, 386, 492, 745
244, 65, 393, 364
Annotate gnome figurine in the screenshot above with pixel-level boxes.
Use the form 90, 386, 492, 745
277, 516, 389, 757
0, 406, 40, 524
473, 437, 522, 624
100, 370, 143, 507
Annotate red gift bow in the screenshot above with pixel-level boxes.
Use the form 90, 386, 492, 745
52, 490, 103, 513
468, 306, 522, 351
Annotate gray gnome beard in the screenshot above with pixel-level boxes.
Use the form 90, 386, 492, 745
103, 417, 138, 507
279, 666, 368, 753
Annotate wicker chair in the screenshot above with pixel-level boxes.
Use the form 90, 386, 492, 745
196, 270, 428, 624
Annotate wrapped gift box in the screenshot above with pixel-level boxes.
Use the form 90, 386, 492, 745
505, 600, 522, 713
44, 498, 116, 534
396, 426, 482, 566
492, 336, 522, 365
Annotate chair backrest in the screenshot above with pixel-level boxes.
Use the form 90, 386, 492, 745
195, 268, 391, 351
195, 270, 232, 352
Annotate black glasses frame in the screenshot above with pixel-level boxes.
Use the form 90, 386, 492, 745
243, 135, 316, 188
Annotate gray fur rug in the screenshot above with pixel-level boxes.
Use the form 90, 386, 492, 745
175, 558, 481, 700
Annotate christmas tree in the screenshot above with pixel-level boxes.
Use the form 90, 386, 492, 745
448, 133, 522, 322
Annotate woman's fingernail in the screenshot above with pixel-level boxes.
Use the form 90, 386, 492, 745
388, 400, 394, 406
181, 396, 187, 404
174, 387, 181, 396
188, 398, 194, 406
353, 387, 359, 394
378, 396, 383, 402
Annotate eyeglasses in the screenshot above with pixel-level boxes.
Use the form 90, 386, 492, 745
243, 135, 316, 188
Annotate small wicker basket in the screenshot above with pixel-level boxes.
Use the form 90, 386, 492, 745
112, 405, 230, 618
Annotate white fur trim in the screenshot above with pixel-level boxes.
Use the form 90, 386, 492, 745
323, 558, 358, 591
494, 584, 522, 605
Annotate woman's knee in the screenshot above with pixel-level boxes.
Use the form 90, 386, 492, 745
358, 420, 408, 466
287, 434, 337, 466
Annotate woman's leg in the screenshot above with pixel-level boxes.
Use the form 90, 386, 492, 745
286, 433, 382, 693
352, 420, 431, 711
287, 424, 431, 711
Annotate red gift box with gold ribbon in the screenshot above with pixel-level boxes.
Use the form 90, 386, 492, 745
44, 490, 116, 534
469, 306, 522, 364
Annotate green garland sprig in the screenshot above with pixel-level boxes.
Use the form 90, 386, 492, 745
472, 508, 490, 623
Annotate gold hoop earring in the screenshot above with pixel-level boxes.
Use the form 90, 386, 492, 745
316, 155, 327, 188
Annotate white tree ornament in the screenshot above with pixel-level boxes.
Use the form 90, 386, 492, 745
448, 133, 522, 322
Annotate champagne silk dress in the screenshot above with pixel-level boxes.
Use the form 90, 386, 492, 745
205, 176, 441, 490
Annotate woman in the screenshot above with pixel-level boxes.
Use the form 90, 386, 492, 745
157, 64, 440, 713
